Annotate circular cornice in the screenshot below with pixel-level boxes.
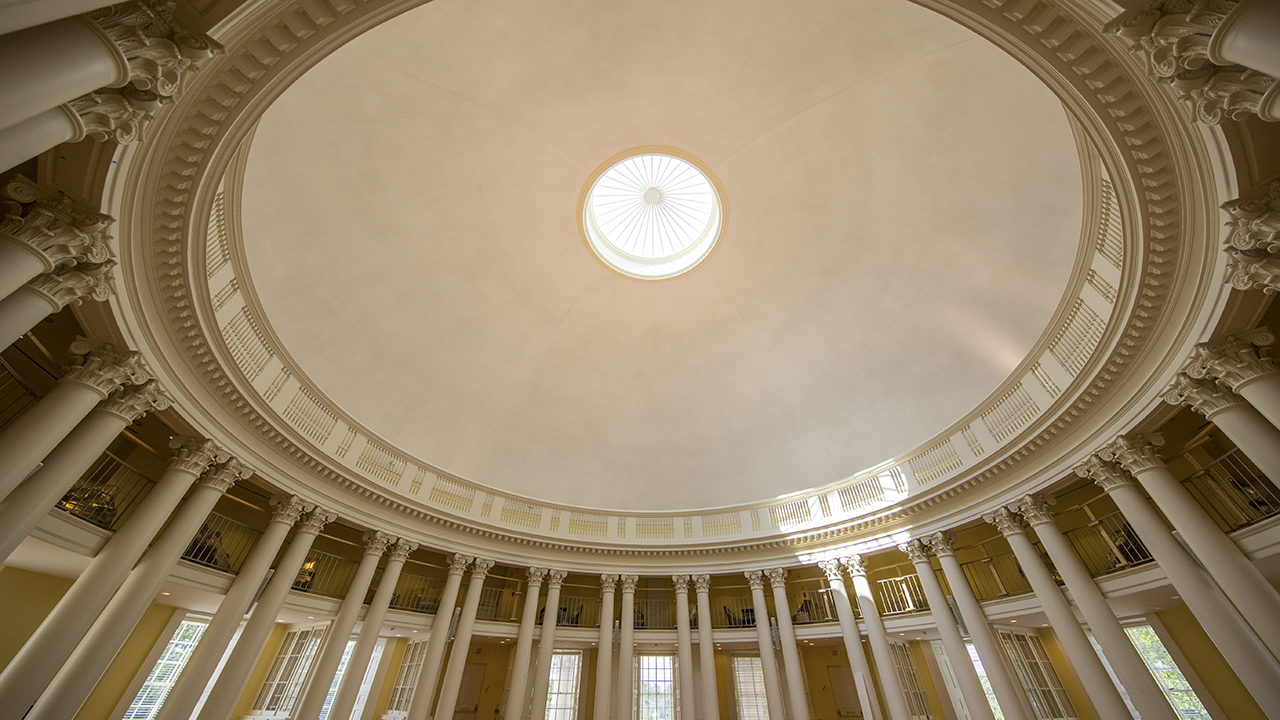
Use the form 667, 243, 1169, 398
100, 0, 1235, 571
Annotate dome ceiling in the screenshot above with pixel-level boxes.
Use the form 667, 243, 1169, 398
239, 0, 1083, 511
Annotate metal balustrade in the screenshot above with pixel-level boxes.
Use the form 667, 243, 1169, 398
0, 357, 38, 430
545, 596, 600, 627
941, 551, 1031, 602
476, 587, 520, 622
371, 571, 443, 614
58, 451, 155, 531
1179, 448, 1280, 533
633, 598, 676, 629
877, 574, 928, 615
712, 596, 757, 628
181, 511, 260, 573
786, 588, 839, 624
292, 549, 359, 599
1064, 511, 1152, 577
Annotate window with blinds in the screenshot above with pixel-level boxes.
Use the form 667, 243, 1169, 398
252, 625, 327, 716
888, 641, 934, 720
122, 618, 209, 720
732, 655, 769, 720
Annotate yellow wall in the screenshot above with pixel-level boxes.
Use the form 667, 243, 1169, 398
74, 603, 177, 720
800, 644, 847, 720
908, 640, 949, 720
0, 566, 74, 668
1156, 605, 1267, 720
472, 640, 515, 720
370, 637, 408, 718
232, 622, 290, 719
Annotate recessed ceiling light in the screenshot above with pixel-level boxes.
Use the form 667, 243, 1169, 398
308, 616, 314, 619
161, 592, 170, 596
1171, 596, 1179, 599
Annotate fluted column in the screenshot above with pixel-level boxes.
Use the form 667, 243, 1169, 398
817, 560, 881, 720
1103, 433, 1280, 660
898, 543, 994, 720
843, 557, 909, 720
1186, 328, 1280, 428
745, 571, 786, 720
673, 576, 698, 720
0, 435, 224, 720
28, 458, 249, 720
0, 176, 111, 301
693, 575, 719, 720
928, 533, 1031, 720
984, 508, 1130, 720
1164, 374, 1280, 479
764, 568, 811, 720
530, 569, 569, 719
505, 568, 547, 720
406, 553, 471, 720
594, 574, 617, 720
1076, 457, 1280, 719
293, 531, 393, 720
435, 558, 496, 720
0, 380, 169, 562
617, 575, 637, 720
0, 337, 147, 500
329, 538, 418, 720
155, 495, 308, 720
1012, 495, 1177, 720
0, 262, 115, 349
196, 506, 337, 720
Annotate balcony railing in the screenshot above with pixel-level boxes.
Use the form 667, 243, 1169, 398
713, 596, 757, 628
58, 451, 155, 531
633, 598, 676, 629
476, 587, 520, 622
293, 549, 359, 599
877, 575, 928, 615
546, 595, 600, 627
181, 511, 261, 574
786, 588, 839, 624
1180, 448, 1280, 533
937, 551, 1031, 602
0, 356, 38, 431
372, 571, 443, 614
1064, 510, 1152, 577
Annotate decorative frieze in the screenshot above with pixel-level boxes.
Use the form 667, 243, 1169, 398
1, 176, 112, 270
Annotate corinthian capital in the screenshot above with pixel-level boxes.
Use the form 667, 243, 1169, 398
26, 262, 116, 309
526, 567, 547, 586
898, 539, 931, 565
98, 380, 170, 422
300, 507, 337, 534
841, 555, 868, 577
1223, 180, 1280, 254
619, 575, 639, 593
983, 507, 1024, 537
269, 495, 310, 525
447, 553, 472, 576
600, 574, 618, 592
672, 575, 690, 593
1186, 328, 1277, 389
390, 538, 418, 561
764, 568, 788, 588
89, 0, 222, 98
692, 574, 711, 593
925, 532, 956, 558
167, 436, 228, 475
471, 558, 495, 578
1163, 373, 1248, 417
1, 176, 112, 269
1074, 455, 1133, 492
200, 456, 253, 493
64, 337, 149, 394
818, 559, 845, 583
1014, 494, 1057, 526
543, 568, 566, 588
1100, 433, 1168, 474
744, 570, 765, 591
1225, 248, 1280, 294
362, 531, 394, 556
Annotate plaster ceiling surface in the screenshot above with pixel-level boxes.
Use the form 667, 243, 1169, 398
240, 0, 1083, 512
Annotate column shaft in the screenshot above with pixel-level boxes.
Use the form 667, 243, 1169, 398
674, 578, 698, 720
0, 379, 112, 499
766, 570, 811, 720
820, 568, 881, 720
746, 573, 786, 720
694, 578, 719, 720
329, 541, 415, 720
0, 233, 53, 301
155, 499, 301, 720
435, 560, 495, 720
0, 284, 62, 350
900, 550, 994, 720
27, 471, 238, 720
406, 556, 469, 720
617, 578, 636, 720
846, 565, 910, 720
0, 0, 119, 36
0, 15, 129, 131
934, 549, 1031, 720
293, 535, 389, 720
594, 577, 616, 720
530, 571, 567, 719
196, 509, 334, 720
1236, 373, 1280, 429
504, 570, 546, 720
1210, 403, 1280, 480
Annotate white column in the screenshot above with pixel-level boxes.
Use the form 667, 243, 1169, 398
764, 568, 811, 720
435, 558, 496, 720
293, 531, 392, 720
1076, 456, 1280, 719
0, 175, 110, 301
673, 576, 698, 720
504, 568, 547, 720
0, 106, 84, 181
406, 554, 471, 720
0, 436, 224, 720
196, 506, 337, 720
26, 459, 249, 720
693, 575, 719, 720
0, 15, 128, 132
928, 533, 1032, 720
0, 0, 120, 38
1209, 0, 1280, 79
0, 338, 147, 500
0, 265, 114, 349
1165, 374, 1280, 479
745, 570, 786, 720
1013, 495, 1177, 720
985, 508, 1131, 720
155, 495, 307, 720
844, 558, 910, 720
0, 380, 168, 562
1185, 329, 1280, 428
594, 574, 617, 720
817, 560, 881, 720
897, 543, 994, 720
329, 538, 417, 720
617, 575, 637, 720
1104, 432, 1280, 660
530, 569, 568, 719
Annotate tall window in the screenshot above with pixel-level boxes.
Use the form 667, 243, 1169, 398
1124, 624, 1210, 720
635, 655, 677, 720
388, 638, 430, 713
731, 655, 769, 720
319, 639, 356, 720
887, 641, 933, 720
966, 642, 1004, 720
996, 629, 1077, 720
252, 626, 326, 716
546, 650, 584, 720
122, 618, 209, 720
